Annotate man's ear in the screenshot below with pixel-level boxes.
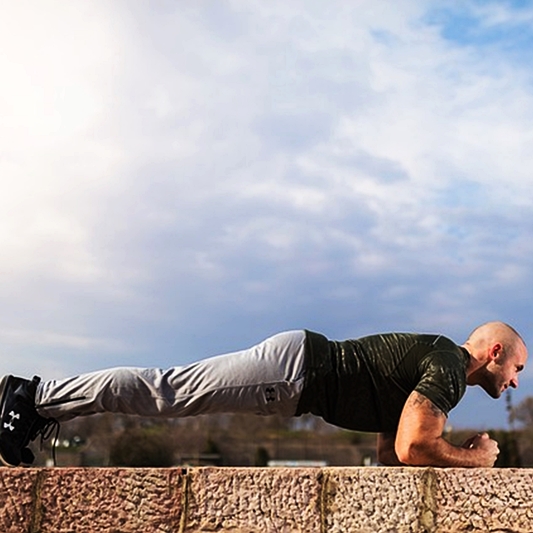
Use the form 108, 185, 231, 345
490, 343, 503, 360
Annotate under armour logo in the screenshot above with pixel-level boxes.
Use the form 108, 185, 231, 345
3, 411, 20, 432
265, 387, 276, 402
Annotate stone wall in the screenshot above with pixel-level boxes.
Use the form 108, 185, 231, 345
1, 466, 532, 532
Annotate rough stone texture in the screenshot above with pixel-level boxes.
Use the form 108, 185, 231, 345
0, 468, 39, 533
323, 467, 431, 533
36, 468, 184, 533
434, 468, 533, 532
2, 467, 533, 532
185, 467, 322, 533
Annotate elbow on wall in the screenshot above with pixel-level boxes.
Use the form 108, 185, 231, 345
395, 440, 428, 466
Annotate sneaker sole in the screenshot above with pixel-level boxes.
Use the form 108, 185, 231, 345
0, 375, 18, 467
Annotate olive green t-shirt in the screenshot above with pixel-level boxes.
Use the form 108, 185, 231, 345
295, 330, 470, 433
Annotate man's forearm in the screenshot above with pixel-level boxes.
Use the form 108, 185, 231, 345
397, 436, 497, 468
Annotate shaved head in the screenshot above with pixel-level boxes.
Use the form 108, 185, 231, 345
466, 321, 526, 357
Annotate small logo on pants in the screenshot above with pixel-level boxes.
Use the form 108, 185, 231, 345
265, 387, 276, 402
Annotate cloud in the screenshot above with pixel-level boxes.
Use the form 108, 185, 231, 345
0, 0, 532, 428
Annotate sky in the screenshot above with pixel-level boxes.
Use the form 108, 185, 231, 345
1, 0, 533, 430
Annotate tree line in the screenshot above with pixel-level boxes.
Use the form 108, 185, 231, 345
29, 390, 533, 468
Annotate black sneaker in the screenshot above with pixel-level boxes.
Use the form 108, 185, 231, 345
0, 375, 58, 466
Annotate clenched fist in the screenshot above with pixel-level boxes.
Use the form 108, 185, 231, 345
462, 432, 500, 467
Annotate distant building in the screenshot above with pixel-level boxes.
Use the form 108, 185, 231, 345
267, 460, 328, 467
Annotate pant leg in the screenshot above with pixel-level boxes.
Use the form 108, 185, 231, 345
36, 330, 307, 422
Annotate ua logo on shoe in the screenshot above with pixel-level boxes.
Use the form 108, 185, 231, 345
265, 387, 276, 402
3, 411, 20, 432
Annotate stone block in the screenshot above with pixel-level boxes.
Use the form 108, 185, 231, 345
434, 468, 533, 533
184, 466, 322, 533
323, 467, 431, 533
0, 467, 38, 533
35, 468, 184, 533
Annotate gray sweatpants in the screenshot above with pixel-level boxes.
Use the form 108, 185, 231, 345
36, 331, 307, 422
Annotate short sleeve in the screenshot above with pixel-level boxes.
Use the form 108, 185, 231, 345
414, 351, 467, 416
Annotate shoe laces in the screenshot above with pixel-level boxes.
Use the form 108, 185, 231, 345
31, 418, 61, 466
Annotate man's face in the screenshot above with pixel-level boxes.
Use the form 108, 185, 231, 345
482, 346, 527, 399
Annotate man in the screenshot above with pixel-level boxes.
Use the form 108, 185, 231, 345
0, 321, 527, 467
